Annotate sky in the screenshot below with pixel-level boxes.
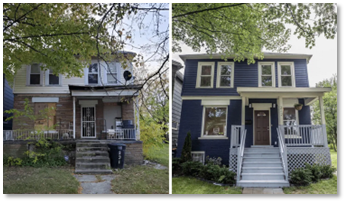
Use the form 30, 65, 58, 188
172, 23, 338, 87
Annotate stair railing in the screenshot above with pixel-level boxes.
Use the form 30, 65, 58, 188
277, 128, 289, 181
237, 129, 247, 182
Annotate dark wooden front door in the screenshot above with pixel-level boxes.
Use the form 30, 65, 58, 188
255, 110, 270, 145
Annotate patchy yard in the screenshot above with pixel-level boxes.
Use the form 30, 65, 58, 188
3, 166, 79, 194
111, 165, 168, 194
172, 176, 242, 194
284, 175, 337, 194
144, 143, 169, 167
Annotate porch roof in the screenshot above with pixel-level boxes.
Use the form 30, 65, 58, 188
68, 84, 142, 97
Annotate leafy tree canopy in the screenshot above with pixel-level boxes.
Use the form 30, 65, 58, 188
173, 3, 337, 64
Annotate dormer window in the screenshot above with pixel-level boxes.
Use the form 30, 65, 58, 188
278, 62, 295, 87
196, 62, 215, 88
30, 64, 41, 85
258, 62, 275, 87
88, 63, 99, 84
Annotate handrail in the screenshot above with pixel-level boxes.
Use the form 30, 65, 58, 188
230, 125, 244, 148
278, 125, 325, 146
277, 128, 289, 181
237, 129, 247, 182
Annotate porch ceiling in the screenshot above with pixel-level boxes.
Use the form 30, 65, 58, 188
69, 85, 141, 97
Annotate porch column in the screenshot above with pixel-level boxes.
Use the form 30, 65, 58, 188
241, 97, 246, 125
73, 96, 76, 139
319, 96, 328, 147
278, 96, 284, 125
135, 97, 140, 140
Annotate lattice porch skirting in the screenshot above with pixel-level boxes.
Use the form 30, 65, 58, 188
229, 148, 238, 173
287, 147, 331, 175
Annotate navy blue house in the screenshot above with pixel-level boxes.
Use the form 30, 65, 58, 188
3, 74, 14, 130
176, 53, 332, 187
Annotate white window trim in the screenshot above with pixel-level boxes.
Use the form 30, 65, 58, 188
105, 62, 119, 85
278, 61, 296, 87
191, 151, 205, 164
258, 62, 275, 87
87, 63, 100, 85
216, 62, 234, 88
45, 69, 62, 86
196, 62, 215, 88
200, 105, 228, 139
26, 64, 44, 86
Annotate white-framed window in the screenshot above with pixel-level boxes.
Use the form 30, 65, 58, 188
88, 63, 99, 84
283, 107, 300, 137
191, 151, 205, 164
278, 62, 295, 87
172, 121, 179, 130
28, 64, 42, 85
106, 63, 118, 84
258, 62, 275, 87
45, 69, 60, 85
196, 62, 215, 88
201, 106, 227, 138
216, 62, 234, 88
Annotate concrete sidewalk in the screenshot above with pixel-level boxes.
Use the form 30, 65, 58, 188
242, 188, 284, 194
74, 174, 116, 194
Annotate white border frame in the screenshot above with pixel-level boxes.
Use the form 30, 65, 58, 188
216, 62, 235, 88
199, 105, 228, 139
277, 61, 296, 87
258, 62, 276, 87
252, 103, 272, 145
196, 62, 215, 88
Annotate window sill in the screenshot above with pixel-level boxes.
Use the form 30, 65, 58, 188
46, 85, 62, 86
196, 86, 214, 89
216, 86, 234, 88
199, 136, 228, 140
26, 85, 42, 86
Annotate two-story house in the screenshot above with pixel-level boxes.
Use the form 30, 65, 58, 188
3, 74, 14, 130
176, 52, 332, 187
5, 51, 143, 173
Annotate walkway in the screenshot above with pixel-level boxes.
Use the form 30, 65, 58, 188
242, 188, 284, 194
73, 174, 116, 194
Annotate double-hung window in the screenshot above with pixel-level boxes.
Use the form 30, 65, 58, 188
217, 62, 234, 88
88, 63, 99, 84
196, 62, 214, 88
278, 62, 295, 87
258, 62, 275, 87
202, 106, 227, 137
29, 64, 41, 85
107, 64, 118, 84
46, 69, 60, 85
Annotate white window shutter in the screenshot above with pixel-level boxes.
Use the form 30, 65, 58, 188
40, 70, 44, 85
26, 65, 31, 85
84, 67, 88, 85
59, 74, 62, 85
45, 70, 49, 86
104, 64, 107, 84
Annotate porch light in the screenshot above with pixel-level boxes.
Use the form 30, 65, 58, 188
272, 103, 276, 108
249, 104, 252, 108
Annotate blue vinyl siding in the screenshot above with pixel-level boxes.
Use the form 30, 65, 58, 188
298, 99, 311, 124
182, 59, 309, 96
3, 74, 14, 130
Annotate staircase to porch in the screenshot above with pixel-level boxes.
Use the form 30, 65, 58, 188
75, 140, 113, 174
237, 146, 289, 188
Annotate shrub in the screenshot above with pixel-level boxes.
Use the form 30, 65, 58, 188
198, 164, 221, 181
181, 132, 192, 162
205, 156, 222, 166
173, 158, 182, 174
181, 161, 203, 176
289, 167, 312, 186
217, 166, 236, 185
305, 163, 323, 182
320, 164, 336, 179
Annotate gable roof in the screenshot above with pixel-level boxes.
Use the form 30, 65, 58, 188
179, 52, 313, 63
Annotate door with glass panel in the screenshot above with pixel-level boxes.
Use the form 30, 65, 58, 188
81, 107, 96, 138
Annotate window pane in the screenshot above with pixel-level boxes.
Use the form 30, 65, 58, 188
200, 76, 211, 87
283, 108, 296, 120
49, 75, 59, 85
261, 65, 272, 75
221, 65, 232, 75
88, 74, 98, 84
281, 76, 292, 86
107, 66, 117, 73
30, 75, 40, 84
261, 76, 272, 86
107, 74, 117, 83
220, 76, 231, 86
281, 65, 291, 75
31, 64, 40, 73
203, 107, 227, 136
89, 63, 98, 73
201, 66, 211, 75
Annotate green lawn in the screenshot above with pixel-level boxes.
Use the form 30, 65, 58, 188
144, 143, 169, 167
111, 165, 168, 194
330, 148, 337, 169
284, 175, 337, 194
172, 176, 242, 194
3, 166, 79, 194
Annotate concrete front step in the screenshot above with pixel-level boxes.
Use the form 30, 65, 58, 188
74, 169, 113, 174
76, 150, 109, 157
241, 173, 285, 180
77, 143, 108, 148
237, 180, 290, 188
243, 158, 281, 163
76, 156, 110, 163
76, 162, 111, 170
243, 162, 282, 167
244, 148, 279, 152
244, 154, 280, 158
76, 147, 108, 152
250, 145, 274, 148
242, 167, 284, 173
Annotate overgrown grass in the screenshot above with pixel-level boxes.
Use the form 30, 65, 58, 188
3, 166, 79, 194
172, 176, 242, 194
144, 144, 169, 167
330, 148, 337, 169
111, 165, 168, 194
284, 175, 337, 194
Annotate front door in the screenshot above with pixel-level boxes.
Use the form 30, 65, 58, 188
81, 107, 96, 138
254, 110, 270, 145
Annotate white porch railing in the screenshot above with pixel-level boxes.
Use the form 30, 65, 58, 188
106, 128, 136, 140
278, 125, 328, 147
277, 128, 289, 181
3, 129, 74, 141
230, 125, 245, 148
237, 129, 247, 182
